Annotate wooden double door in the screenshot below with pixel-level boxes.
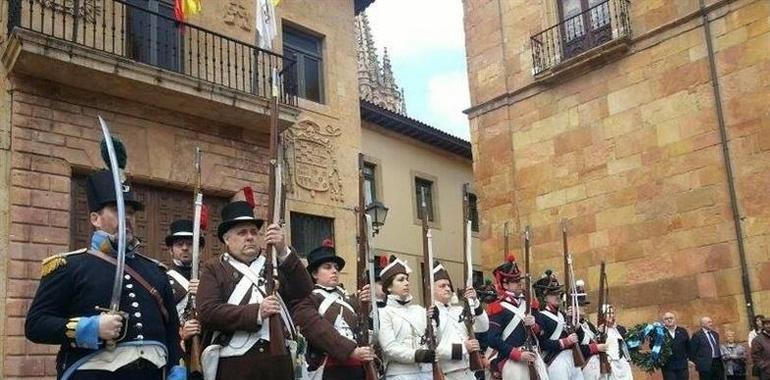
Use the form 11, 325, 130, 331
558, 0, 613, 59
70, 175, 229, 265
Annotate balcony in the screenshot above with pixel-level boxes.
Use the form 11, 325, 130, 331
530, 0, 631, 78
3, 0, 298, 127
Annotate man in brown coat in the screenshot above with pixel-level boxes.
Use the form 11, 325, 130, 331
197, 200, 313, 380
294, 241, 376, 380
751, 317, 770, 380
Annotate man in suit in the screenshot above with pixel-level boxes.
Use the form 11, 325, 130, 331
661, 312, 691, 380
690, 316, 726, 380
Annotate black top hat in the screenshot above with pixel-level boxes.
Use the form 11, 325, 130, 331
533, 269, 563, 299
86, 170, 144, 212
306, 240, 345, 274
165, 219, 206, 248
217, 201, 265, 242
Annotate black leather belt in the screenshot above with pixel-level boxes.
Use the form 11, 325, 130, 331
123, 358, 158, 370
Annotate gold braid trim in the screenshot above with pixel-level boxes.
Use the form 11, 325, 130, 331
40, 248, 86, 278
41, 256, 66, 278
65, 317, 81, 339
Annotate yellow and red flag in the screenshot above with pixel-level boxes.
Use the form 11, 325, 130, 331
174, 0, 202, 22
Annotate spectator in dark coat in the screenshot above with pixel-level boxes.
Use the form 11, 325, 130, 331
690, 316, 726, 380
751, 318, 770, 380
661, 312, 691, 380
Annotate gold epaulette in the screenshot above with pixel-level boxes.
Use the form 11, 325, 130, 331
40, 248, 87, 278
136, 253, 168, 270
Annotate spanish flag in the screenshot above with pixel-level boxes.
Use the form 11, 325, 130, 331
174, 0, 202, 22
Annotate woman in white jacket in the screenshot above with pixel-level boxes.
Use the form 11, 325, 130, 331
377, 256, 433, 380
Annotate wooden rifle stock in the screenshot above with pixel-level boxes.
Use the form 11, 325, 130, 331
357, 154, 378, 380
265, 69, 287, 356
597, 261, 611, 375
420, 190, 445, 380
461, 184, 484, 372
562, 220, 586, 368
523, 226, 540, 380
185, 147, 203, 376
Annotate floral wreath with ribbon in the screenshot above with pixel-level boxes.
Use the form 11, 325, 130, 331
624, 322, 674, 373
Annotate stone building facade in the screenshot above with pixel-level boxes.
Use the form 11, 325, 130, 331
0, 0, 373, 378
463, 0, 769, 357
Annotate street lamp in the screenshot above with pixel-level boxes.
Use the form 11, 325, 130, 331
365, 200, 389, 235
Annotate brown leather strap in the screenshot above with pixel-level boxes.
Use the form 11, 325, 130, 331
88, 250, 171, 323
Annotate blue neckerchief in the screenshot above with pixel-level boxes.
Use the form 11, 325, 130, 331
90, 230, 137, 258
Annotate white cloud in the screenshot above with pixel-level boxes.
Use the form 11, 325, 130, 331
426, 71, 471, 140
365, 0, 465, 61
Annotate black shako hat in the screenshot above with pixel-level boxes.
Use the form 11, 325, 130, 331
165, 219, 206, 248
217, 201, 265, 242
533, 269, 564, 300
86, 170, 144, 212
306, 240, 345, 273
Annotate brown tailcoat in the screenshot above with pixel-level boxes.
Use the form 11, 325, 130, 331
294, 288, 365, 380
197, 251, 313, 380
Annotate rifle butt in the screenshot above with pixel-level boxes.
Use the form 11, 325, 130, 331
432, 362, 446, 380
571, 345, 586, 368
188, 335, 203, 375
268, 314, 286, 355
363, 361, 378, 380
469, 350, 485, 372
528, 363, 540, 380
599, 353, 612, 374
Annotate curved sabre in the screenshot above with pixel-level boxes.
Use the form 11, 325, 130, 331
97, 116, 127, 314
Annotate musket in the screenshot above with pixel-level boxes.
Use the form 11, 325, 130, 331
523, 226, 540, 380
184, 147, 203, 376
264, 67, 288, 355
562, 220, 586, 367
503, 222, 510, 263
94, 116, 129, 351
597, 261, 611, 376
459, 183, 484, 372
420, 188, 445, 380
357, 153, 379, 380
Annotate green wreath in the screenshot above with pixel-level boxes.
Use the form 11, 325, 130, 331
624, 322, 674, 373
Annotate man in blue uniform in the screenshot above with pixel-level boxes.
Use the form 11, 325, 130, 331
25, 170, 185, 380
485, 256, 547, 380
533, 270, 584, 380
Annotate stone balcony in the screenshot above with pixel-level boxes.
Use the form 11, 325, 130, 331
2, 0, 300, 131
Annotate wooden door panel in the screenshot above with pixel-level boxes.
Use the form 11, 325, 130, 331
70, 175, 229, 264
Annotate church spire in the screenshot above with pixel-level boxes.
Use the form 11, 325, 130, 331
381, 47, 395, 89
354, 12, 407, 115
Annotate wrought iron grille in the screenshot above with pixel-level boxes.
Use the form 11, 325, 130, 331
530, 0, 631, 76
7, 0, 297, 106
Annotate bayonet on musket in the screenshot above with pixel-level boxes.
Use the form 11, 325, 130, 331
186, 147, 204, 376
562, 219, 586, 368
420, 188, 445, 380
460, 183, 484, 372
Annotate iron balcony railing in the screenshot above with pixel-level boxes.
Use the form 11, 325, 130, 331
7, 0, 297, 106
530, 0, 631, 76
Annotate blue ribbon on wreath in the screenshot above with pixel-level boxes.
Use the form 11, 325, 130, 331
626, 322, 666, 362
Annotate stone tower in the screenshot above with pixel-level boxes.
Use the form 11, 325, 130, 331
354, 12, 407, 115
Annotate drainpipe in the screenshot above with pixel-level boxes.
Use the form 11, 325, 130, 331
699, 0, 755, 329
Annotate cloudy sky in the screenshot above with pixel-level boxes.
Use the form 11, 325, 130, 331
366, 0, 471, 140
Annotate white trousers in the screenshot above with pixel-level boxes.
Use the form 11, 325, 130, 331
444, 368, 476, 380
548, 350, 585, 380
386, 372, 432, 380
501, 353, 550, 380
582, 355, 634, 380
